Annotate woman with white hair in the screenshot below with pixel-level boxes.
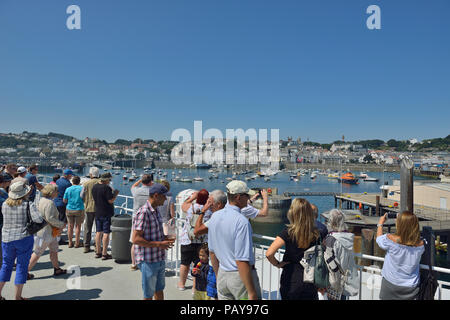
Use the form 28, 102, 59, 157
28, 184, 67, 277
323, 209, 360, 300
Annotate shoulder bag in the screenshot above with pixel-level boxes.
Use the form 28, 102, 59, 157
26, 201, 47, 235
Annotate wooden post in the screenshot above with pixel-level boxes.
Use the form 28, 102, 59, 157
400, 158, 414, 213
353, 235, 362, 265
361, 229, 375, 266
376, 195, 380, 216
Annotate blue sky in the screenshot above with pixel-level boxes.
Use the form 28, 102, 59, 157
0, 0, 449, 143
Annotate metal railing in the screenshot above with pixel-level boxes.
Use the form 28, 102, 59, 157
57, 193, 450, 300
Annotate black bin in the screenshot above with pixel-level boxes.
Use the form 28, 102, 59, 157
111, 214, 132, 263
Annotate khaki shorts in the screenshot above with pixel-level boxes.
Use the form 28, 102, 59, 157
66, 210, 85, 225
34, 236, 59, 256
217, 267, 262, 300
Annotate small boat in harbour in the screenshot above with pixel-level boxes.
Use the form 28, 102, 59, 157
338, 172, 359, 184
364, 176, 379, 182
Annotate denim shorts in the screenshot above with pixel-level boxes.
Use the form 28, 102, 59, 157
138, 261, 166, 299
95, 216, 111, 234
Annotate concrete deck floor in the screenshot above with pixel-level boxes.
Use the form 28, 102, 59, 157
0, 244, 194, 300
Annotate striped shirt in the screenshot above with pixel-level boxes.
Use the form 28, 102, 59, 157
133, 200, 165, 264
1, 201, 43, 242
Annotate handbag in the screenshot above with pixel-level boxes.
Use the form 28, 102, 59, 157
25, 201, 47, 235
417, 239, 438, 300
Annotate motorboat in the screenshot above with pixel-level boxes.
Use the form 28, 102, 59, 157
180, 178, 193, 183
358, 172, 368, 179
337, 172, 359, 184
364, 176, 379, 182
193, 177, 204, 182
310, 172, 317, 179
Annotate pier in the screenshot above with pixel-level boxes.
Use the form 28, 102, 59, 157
284, 191, 338, 197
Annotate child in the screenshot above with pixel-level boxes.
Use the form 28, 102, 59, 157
191, 244, 217, 300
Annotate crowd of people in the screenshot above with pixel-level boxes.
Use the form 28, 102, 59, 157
0, 163, 428, 300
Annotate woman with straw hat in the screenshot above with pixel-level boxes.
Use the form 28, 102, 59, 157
0, 181, 43, 300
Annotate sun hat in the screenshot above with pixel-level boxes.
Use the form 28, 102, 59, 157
8, 181, 31, 199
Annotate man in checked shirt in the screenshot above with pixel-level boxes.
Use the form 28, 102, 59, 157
131, 183, 175, 300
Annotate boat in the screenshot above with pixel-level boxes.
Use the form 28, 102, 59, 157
338, 172, 359, 184
310, 172, 317, 179
264, 177, 271, 182
226, 177, 233, 181
358, 172, 368, 179
128, 176, 136, 182
364, 176, 379, 182
123, 175, 128, 180
193, 177, 204, 182
327, 173, 339, 179
179, 178, 193, 183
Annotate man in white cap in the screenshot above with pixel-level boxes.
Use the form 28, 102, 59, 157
11, 167, 28, 185
206, 180, 262, 300
80, 167, 101, 253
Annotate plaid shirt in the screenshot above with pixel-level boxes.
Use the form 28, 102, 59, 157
133, 200, 165, 264
1, 201, 43, 242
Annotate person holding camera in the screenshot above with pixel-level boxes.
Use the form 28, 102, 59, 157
376, 211, 425, 300
92, 172, 119, 260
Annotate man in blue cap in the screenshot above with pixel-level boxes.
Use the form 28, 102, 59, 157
132, 183, 175, 300
54, 169, 73, 245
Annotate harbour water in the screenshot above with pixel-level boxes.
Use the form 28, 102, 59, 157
43, 167, 402, 237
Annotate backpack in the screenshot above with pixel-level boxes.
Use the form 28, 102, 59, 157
300, 235, 329, 289
187, 204, 205, 243
323, 235, 348, 300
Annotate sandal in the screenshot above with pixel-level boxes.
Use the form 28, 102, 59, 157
54, 268, 67, 276
95, 253, 102, 259
68, 242, 74, 248
27, 273, 35, 280
102, 254, 112, 260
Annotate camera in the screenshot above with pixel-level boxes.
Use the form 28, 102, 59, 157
387, 212, 398, 219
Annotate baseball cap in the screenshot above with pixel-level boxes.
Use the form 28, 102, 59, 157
64, 169, 74, 176
149, 183, 169, 196
17, 166, 27, 174
226, 180, 256, 196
